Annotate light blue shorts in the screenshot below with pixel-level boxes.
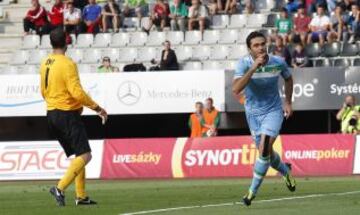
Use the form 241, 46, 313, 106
246, 109, 284, 148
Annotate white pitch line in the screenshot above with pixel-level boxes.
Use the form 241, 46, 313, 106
120, 190, 360, 215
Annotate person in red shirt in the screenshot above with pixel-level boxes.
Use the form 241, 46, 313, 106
23, 0, 48, 36
45, 0, 65, 33
291, 5, 311, 45
142, 0, 170, 34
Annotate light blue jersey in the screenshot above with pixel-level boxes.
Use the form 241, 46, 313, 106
234, 54, 291, 116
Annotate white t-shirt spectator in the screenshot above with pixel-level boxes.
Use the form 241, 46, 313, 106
189, 5, 208, 18
310, 15, 331, 31
64, 8, 81, 22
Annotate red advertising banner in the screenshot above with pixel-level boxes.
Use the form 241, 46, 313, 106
281, 134, 355, 176
101, 138, 176, 179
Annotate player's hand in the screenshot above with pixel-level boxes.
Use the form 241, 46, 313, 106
96, 107, 108, 125
253, 54, 267, 69
283, 102, 293, 119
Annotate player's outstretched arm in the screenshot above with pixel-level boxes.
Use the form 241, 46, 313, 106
283, 76, 293, 119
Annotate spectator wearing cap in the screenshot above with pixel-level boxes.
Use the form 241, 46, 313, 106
291, 43, 309, 68
188, 0, 208, 33
291, 5, 311, 45
81, 0, 102, 33
307, 4, 331, 46
328, 3, 349, 43
272, 8, 293, 45
142, 0, 170, 34
97, 57, 120, 73
102, 0, 121, 33
272, 35, 292, 66
23, 0, 48, 36
46, 0, 65, 33
348, 3, 360, 43
170, 0, 188, 31
64, 1, 82, 35
123, 0, 149, 19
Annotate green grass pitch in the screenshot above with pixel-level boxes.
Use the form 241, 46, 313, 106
0, 177, 359, 215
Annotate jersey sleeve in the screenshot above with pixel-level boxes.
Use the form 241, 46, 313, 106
233, 58, 248, 80
64, 62, 99, 110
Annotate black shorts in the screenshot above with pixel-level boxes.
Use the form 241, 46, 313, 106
47, 109, 91, 157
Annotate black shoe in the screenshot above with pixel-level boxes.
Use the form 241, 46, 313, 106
284, 163, 296, 192
242, 191, 256, 206
49, 186, 65, 206
75, 197, 97, 206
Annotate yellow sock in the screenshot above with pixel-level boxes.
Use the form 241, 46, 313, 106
75, 167, 87, 199
57, 156, 86, 191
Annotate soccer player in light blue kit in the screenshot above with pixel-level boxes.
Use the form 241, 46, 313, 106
232, 31, 296, 206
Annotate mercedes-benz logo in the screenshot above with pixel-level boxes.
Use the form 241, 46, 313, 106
117, 81, 141, 106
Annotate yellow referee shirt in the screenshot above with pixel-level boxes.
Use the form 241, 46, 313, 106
40, 53, 99, 111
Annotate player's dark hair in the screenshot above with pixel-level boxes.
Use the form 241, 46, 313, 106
195, 101, 203, 106
50, 28, 66, 49
246, 31, 266, 49
206, 97, 214, 104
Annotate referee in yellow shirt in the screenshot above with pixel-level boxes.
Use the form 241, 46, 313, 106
40, 28, 108, 207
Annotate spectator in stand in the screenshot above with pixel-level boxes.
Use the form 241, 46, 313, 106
170, 0, 188, 31
64, 1, 82, 35
336, 95, 360, 134
203, 98, 221, 137
97, 56, 120, 72
150, 40, 179, 70
23, 0, 48, 36
142, 0, 170, 33
286, 0, 301, 13
328, 3, 349, 43
189, 101, 205, 138
46, 0, 65, 33
291, 43, 309, 68
208, 0, 237, 14
188, 0, 208, 33
123, 0, 149, 19
102, 0, 121, 33
307, 4, 331, 46
72, 0, 88, 10
96, 0, 108, 7
272, 8, 293, 45
291, 5, 311, 45
81, 0, 102, 33
307, 0, 327, 14
348, 3, 360, 43
272, 36, 292, 66
242, 0, 255, 14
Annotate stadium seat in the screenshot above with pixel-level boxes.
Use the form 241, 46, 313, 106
92, 33, 112, 48
112, 32, 130, 47
229, 14, 247, 28
341, 43, 359, 57
10, 50, 29, 65
182, 61, 202, 70
174, 46, 193, 61
202, 61, 223, 70
334, 58, 351, 67
66, 49, 83, 63
129, 32, 147, 46
237, 29, 253, 44
353, 58, 360, 66
114, 63, 126, 72
166, 31, 184, 45
262, 14, 280, 27
123, 17, 140, 29
39, 35, 51, 49
259, 29, 273, 39
210, 45, 229, 60
322, 42, 341, 57
68, 34, 77, 47
211, 15, 230, 29
257, 0, 275, 11
202, 30, 220, 44
137, 47, 158, 62
102, 48, 120, 62
246, 14, 267, 28
3, 65, 19, 74
140, 17, 150, 29
192, 45, 211, 60
27, 49, 49, 65
22, 35, 40, 49
184, 31, 202, 45
75, 34, 94, 48
222, 60, 238, 70
228, 44, 248, 60
24, 65, 39, 74
314, 58, 332, 67
78, 64, 97, 73
118, 48, 137, 62
82, 48, 102, 63
147, 31, 166, 46
219, 29, 238, 44
305, 43, 322, 58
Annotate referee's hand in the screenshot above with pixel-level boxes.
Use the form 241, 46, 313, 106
95, 106, 108, 125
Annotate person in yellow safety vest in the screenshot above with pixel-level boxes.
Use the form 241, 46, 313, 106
202, 97, 221, 137
336, 95, 360, 134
